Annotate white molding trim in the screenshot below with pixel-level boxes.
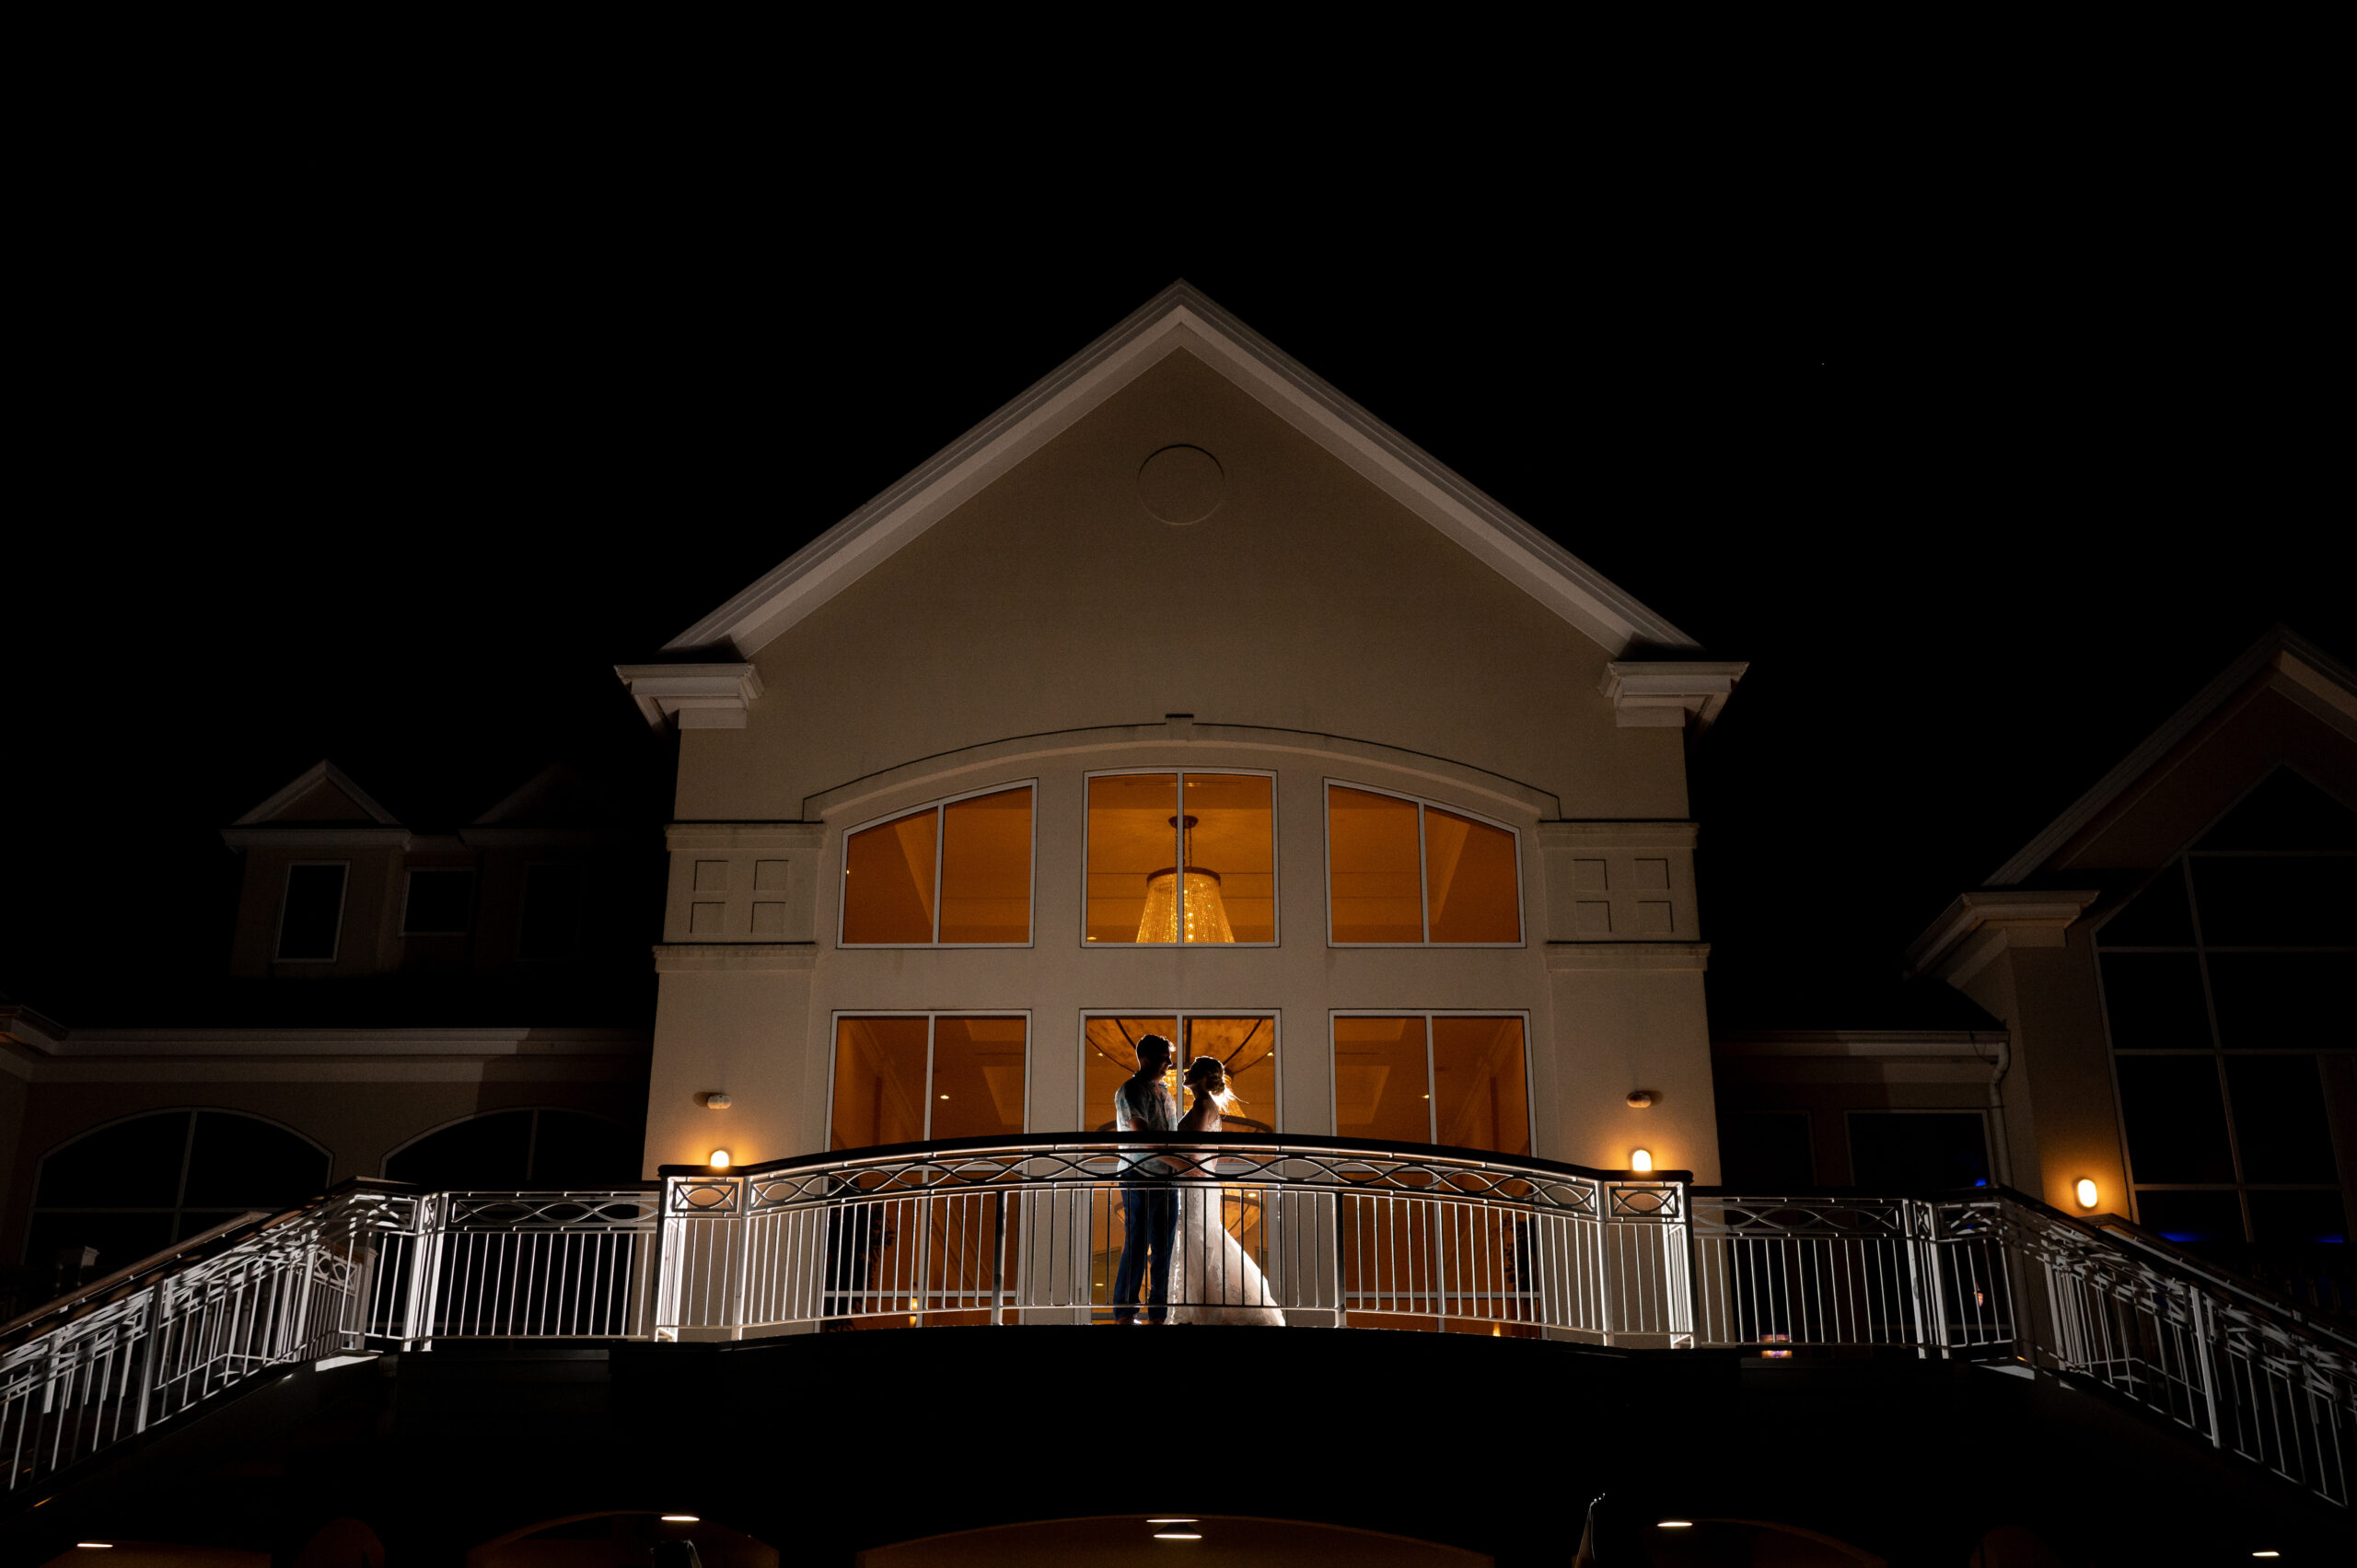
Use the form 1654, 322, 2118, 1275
1713, 1030, 2013, 1088
613, 663, 766, 731
663, 283, 1701, 664
1988, 627, 2357, 884
221, 826, 412, 849
1904, 889, 2099, 985
652, 942, 819, 972
800, 718, 1559, 822
1597, 662, 1749, 733
1544, 941, 1711, 971
232, 760, 402, 828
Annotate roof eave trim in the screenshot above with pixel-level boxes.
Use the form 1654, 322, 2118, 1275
1988, 627, 2357, 884
665, 282, 1700, 662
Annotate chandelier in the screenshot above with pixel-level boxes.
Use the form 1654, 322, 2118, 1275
1135, 814, 1235, 944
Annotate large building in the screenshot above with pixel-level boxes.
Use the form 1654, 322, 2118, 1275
3, 286, 2350, 1566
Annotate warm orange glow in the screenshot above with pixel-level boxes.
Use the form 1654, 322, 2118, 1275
2075, 1178, 2099, 1210
708, 1150, 730, 1170
1327, 784, 1518, 943
842, 788, 1032, 945
1631, 1149, 1654, 1173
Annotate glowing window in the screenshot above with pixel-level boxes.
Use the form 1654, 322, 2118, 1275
1333, 1015, 1529, 1156
830, 1015, 1028, 1149
1085, 772, 1274, 946
1081, 1014, 1279, 1133
1326, 784, 1520, 945
840, 784, 1034, 946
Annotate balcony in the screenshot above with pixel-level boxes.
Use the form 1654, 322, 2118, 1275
4, 1133, 2352, 1527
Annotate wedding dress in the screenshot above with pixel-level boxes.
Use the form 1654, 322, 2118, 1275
1169, 1167, 1287, 1327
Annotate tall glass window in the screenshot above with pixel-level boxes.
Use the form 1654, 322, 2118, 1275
1080, 1014, 1279, 1133
2097, 768, 2356, 1246
830, 1015, 1029, 1149
840, 784, 1034, 946
1326, 784, 1521, 945
1084, 772, 1275, 946
1331, 1015, 1530, 1156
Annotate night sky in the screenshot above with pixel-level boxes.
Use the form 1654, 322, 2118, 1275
8, 201, 2349, 1028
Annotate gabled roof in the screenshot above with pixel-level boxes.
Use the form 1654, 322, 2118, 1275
665, 282, 1701, 661
231, 760, 401, 828
470, 763, 621, 830
1988, 626, 2357, 884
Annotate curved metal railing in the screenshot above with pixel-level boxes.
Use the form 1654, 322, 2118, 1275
655, 1134, 1694, 1345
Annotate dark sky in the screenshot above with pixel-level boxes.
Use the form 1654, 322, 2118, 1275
8, 179, 2348, 1027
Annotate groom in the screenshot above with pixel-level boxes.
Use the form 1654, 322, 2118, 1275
1111, 1033, 1180, 1324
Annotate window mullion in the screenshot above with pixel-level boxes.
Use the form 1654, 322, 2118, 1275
1416, 807, 1430, 944
932, 807, 946, 945
923, 1016, 937, 1140
1173, 773, 1186, 947
1425, 1016, 1438, 1144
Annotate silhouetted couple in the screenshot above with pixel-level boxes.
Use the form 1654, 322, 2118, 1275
1110, 1034, 1283, 1326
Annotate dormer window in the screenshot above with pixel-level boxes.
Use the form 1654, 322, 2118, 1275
274, 863, 349, 961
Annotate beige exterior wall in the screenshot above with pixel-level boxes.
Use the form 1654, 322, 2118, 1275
644, 349, 1717, 1179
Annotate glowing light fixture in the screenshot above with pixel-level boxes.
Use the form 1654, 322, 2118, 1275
77, 1549, 113, 1553
2075, 1178, 2099, 1210
1155, 1533, 1203, 1541
2251, 1553, 2281, 1559
1148, 1519, 1198, 1525
661, 1515, 700, 1523
1136, 816, 1234, 944
709, 1150, 731, 1170
1630, 1149, 1654, 1174
1656, 1520, 1693, 1528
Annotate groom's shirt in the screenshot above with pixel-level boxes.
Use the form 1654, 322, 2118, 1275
1113, 1075, 1179, 1177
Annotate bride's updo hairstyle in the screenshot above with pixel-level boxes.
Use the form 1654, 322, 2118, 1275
1185, 1054, 1239, 1110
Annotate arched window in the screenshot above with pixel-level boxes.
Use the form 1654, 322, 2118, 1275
383, 1109, 641, 1189
26, 1109, 331, 1272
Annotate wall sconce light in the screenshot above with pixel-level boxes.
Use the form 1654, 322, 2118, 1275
702, 1092, 732, 1109
709, 1150, 732, 1170
1630, 1149, 1654, 1174
2074, 1178, 2098, 1210
1626, 1090, 1655, 1109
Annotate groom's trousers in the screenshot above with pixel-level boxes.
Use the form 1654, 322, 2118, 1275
1113, 1182, 1178, 1322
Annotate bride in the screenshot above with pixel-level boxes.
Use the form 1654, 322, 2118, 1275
1169, 1055, 1286, 1326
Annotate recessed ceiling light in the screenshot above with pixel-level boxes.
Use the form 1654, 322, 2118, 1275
77, 1548, 113, 1552
1148, 1518, 1197, 1525
1154, 1532, 1202, 1540
661, 1515, 700, 1522
2251, 1554, 2281, 1560
1657, 1519, 1694, 1528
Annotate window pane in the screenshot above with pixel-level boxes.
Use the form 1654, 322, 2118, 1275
2192, 856, 2357, 946
387, 1109, 534, 1188
1849, 1113, 1991, 1189
1424, 810, 1519, 943
2247, 1190, 2349, 1244
1334, 1017, 1429, 1144
1180, 774, 1273, 944
1086, 775, 1178, 944
1328, 788, 1422, 943
517, 863, 583, 962
277, 864, 347, 959
2116, 1056, 2235, 1183
930, 1016, 1028, 1140
1083, 1016, 1177, 1133
23, 1212, 174, 1274
842, 809, 938, 944
401, 869, 475, 935
1184, 1017, 1277, 1133
831, 1017, 930, 1150
2207, 953, 2350, 1049
2224, 1055, 2338, 1183
937, 789, 1031, 943
2099, 953, 2212, 1049
1720, 1112, 1816, 1189
2134, 1189, 2245, 1244
528, 1111, 642, 1186
183, 1112, 330, 1209
36, 1111, 192, 1210
2096, 866, 2194, 947
1431, 1016, 1529, 1156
